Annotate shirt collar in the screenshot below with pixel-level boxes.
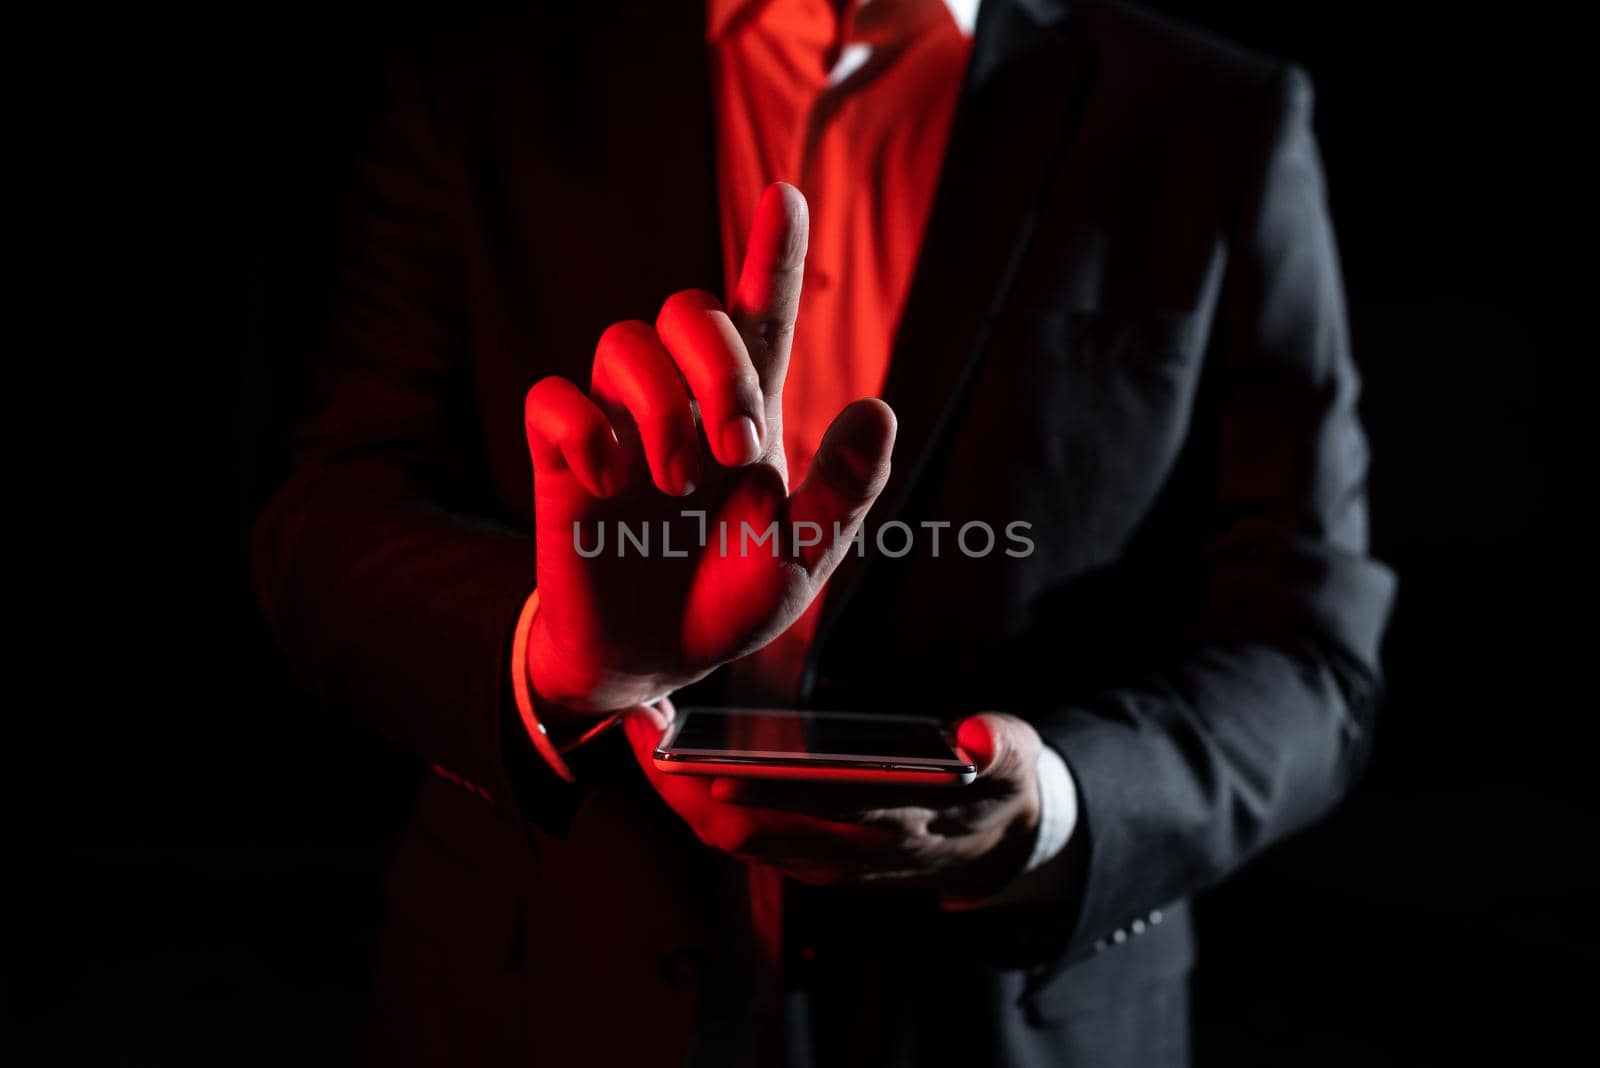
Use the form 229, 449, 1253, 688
708, 0, 980, 42
942, 0, 981, 35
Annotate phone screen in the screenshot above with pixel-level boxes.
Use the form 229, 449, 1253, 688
664, 707, 966, 764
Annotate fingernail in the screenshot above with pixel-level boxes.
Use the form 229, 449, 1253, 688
955, 716, 1000, 772
720, 416, 761, 465
667, 447, 699, 496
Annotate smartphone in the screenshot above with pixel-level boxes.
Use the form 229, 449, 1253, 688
652, 707, 978, 785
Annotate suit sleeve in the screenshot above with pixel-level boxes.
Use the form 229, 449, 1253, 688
1038, 65, 1397, 961
250, 49, 579, 827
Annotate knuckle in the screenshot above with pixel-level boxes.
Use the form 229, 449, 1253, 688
723, 824, 758, 856
691, 820, 721, 851
896, 830, 932, 857
524, 376, 570, 423
727, 367, 761, 403
700, 815, 753, 855
721, 820, 759, 856
659, 289, 720, 322
594, 320, 655, 365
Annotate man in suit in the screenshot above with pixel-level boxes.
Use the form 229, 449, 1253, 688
253, 0, 1394, 1063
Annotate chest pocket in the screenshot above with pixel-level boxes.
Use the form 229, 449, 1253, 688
1032, 305, 1203, 389
986, 305, 1209, 560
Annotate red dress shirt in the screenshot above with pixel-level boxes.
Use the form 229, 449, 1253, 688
711, 0, 976, 703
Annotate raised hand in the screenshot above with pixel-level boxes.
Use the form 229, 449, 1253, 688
522, 184, 897, 718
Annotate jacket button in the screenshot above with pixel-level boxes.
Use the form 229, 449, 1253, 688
1131, 918, 1146, 935
1092, 938, 1108, 954
659, 947, 704, 989
1149, 908, 1163, 925
1111, 928, 1127, 944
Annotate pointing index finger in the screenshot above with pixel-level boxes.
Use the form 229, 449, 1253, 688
731, 182, 809, 395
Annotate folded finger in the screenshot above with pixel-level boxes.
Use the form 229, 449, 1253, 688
656, 289, 766, 468
524, 376, 628, 499
591, 320, 701, 496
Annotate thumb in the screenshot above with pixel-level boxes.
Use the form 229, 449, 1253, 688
622, 696, 677, 752
955, 713, 1034, 780
786, 397, 896, 572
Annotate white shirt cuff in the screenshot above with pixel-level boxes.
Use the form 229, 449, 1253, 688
1024, 742, 1079, 873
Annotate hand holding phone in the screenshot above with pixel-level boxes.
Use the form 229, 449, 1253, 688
626, 700, 1045, 898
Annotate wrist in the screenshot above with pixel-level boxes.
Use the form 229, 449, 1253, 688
524, 611, 596, 723
509, 588, 578, 782
526, 607, 676, 718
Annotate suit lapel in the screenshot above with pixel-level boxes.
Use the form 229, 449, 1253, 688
802, 0, 1093, 697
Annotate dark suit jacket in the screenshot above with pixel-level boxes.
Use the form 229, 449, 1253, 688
252, 1, 1396, 1064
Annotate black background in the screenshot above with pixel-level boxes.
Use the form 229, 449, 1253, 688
12, 2, 1586, 1064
